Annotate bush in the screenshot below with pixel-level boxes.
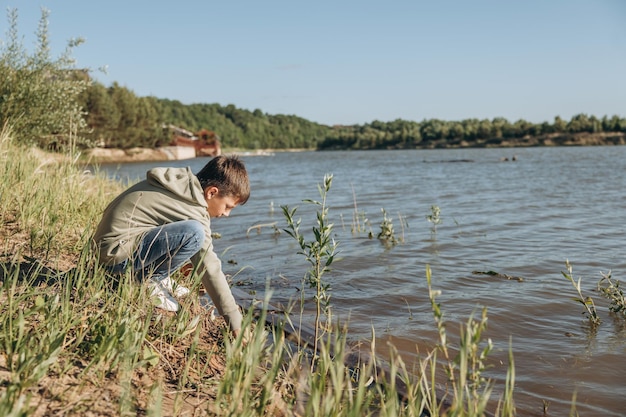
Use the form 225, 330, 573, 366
0, 7, 90, 151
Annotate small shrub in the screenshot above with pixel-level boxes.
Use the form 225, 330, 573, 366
597, 271, 626, 317
377, 208, 398, 246
426, 205, 442, 234
0, 7, 89, 150
562, 260, 600, 325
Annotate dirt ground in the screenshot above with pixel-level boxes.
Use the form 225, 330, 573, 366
0, 221, 237, 416
29, 309, 228, 417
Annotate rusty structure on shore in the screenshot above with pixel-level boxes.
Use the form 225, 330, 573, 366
166, 124, 222, 157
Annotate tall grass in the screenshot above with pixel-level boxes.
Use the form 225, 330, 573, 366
282, 173, 338, 367
0, 131, 518, 415
0, 129, 115, 262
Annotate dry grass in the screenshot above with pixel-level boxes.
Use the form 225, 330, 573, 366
0, 133, 236, 416
0, 255, 234, 416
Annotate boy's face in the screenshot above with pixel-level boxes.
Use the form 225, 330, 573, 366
204, 186, 239, 218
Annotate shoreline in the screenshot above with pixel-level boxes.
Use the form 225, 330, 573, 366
80, 146, 310, 164
77, 131, 626, 164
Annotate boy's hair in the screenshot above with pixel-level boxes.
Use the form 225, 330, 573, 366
196, 155, 250, 204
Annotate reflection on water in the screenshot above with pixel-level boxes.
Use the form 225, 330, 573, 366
97, 147, 626, 416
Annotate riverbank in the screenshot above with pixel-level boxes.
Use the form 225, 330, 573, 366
79, 132, 626, 164
81, 146, 308, 164
467, 131, 626, 148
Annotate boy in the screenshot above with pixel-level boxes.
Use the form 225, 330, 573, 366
93, 155, 249, 334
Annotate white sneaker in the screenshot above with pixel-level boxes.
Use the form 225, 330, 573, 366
162, 276, 190, 298
147, 280, 180, 312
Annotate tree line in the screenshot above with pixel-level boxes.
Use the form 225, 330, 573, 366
317, 114, 626, 150
2, 8, 625, 153
84, 93, 332, 151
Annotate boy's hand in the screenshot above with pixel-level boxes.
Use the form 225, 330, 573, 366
232, 326, 252, 347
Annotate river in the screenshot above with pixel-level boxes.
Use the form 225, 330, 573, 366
96, 146, 626, 416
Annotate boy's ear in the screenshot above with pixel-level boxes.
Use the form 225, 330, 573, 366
204, 186, 219, 200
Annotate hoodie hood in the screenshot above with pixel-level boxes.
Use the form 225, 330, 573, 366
146, 167, 207, 207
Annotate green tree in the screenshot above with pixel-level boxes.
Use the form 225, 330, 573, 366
462, 118, 479, 141
477, 119, 492, 139
491, 117, 510, 138
567, 113, 592, 133
0, 7, 89, 150
420, 119, 448, 142
109, 83, 138, 130
554, 115, 567, 132
602, 115, 624, 132
448, 121, 465, 140
512, 119, 533, 137
80, 81, 121, 146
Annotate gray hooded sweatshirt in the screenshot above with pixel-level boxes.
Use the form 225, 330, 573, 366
93, 166, 242, 331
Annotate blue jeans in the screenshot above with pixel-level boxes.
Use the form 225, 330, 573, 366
106, 220, 205, 283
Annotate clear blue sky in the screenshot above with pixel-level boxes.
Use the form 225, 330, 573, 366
2, 0, 625, 126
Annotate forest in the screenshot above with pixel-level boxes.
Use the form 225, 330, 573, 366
80, 82, 626, 151
1, 8, 625, 153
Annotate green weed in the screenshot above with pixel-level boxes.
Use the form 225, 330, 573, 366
349, 183, 372, 236
282, 173, 338, 364
562, 260, 600, 326
426, 264, 515, 416
377, 208, 398, 246
597, 271, 626, 317
427, 205, 442, 234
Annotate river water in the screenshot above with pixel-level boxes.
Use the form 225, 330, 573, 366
97, 147, 626, 416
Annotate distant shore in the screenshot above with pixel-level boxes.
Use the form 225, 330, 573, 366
79, 132, 626, 164
81, 147, 308, 164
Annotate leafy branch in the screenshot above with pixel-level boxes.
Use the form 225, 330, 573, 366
282, 174, 337, 365
597, 271, 626, 317
562, 260, 600, 326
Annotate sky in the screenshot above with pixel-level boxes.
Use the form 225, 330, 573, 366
1, 0, 625, 126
